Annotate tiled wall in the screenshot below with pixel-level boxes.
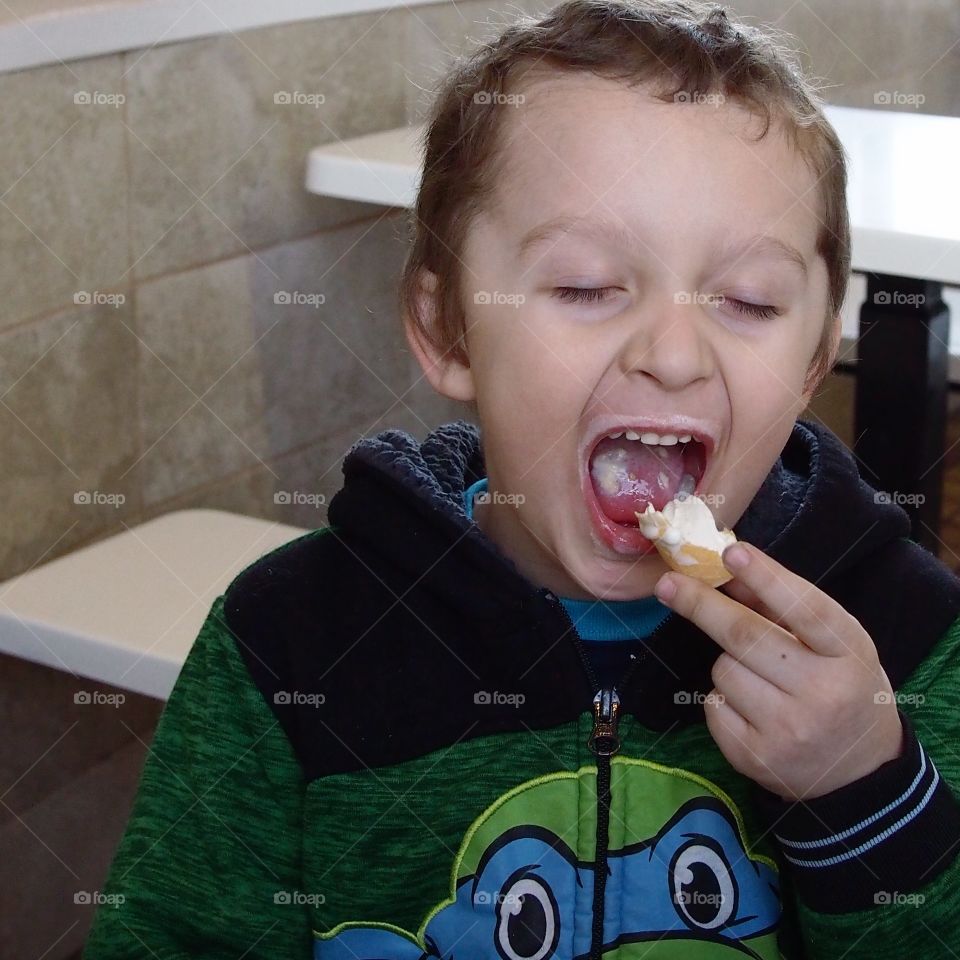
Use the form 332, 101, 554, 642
0, 4, 454, 582
0, 2, 957, 958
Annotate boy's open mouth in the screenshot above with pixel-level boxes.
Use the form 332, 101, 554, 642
582, 424, 712, 554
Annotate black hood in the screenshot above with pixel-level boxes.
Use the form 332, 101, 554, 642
227, 417, 960, 778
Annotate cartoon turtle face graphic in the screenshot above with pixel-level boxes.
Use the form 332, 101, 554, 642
316, 758, 781, 960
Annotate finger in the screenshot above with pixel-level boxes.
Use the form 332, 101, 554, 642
720, 542, 857, 657
710, 651, 785, 727
703, 691, 756, 765
720, 577, 788, 628
656, 571, 810, 693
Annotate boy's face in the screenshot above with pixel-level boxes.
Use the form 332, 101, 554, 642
407, 72, 833, 601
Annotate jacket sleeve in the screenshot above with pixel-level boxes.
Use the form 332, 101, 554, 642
82, 594, 312, 960
751, 613, 960, 957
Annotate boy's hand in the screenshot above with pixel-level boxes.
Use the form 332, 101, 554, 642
654, 541, 904, 801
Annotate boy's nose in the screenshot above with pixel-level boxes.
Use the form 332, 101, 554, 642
617, 296, 716, 390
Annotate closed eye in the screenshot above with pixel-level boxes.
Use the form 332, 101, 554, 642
727, 299, 780, 320
553, 287, 778, 319
554, 286, 616, 304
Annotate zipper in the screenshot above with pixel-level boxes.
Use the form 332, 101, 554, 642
587, 686, 618, 960
542, 591, 672, 960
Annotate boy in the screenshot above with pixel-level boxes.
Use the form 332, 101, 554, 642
84, 1, 960, 957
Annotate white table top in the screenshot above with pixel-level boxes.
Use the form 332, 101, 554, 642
305, 105, 960, 286
0, 509, 308, 700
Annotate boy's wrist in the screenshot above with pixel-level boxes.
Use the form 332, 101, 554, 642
751, 710, 960, 914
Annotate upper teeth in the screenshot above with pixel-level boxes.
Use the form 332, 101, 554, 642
606, 430, 693, 445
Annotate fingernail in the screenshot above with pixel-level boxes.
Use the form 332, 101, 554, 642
655, 574, 676, 601
724, 544, 750, 570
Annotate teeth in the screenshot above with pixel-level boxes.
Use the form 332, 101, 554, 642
605, 428, 698, 447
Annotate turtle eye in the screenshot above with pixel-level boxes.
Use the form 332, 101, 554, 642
670, 840, 737, 930
495, 873, 559, 960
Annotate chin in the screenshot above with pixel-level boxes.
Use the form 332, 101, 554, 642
569, 551, 665, 600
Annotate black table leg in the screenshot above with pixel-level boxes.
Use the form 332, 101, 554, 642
853, 273, 949, 553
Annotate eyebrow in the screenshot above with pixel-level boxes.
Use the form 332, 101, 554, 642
516, 215, 809, 279
517, 215, 643, 261
719, 233, 809, 279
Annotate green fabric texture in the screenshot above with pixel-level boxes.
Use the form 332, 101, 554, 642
83, 564, 960, 959
82, 593, 311, 960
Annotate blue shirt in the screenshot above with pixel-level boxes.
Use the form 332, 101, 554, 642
463, 477, 671, 686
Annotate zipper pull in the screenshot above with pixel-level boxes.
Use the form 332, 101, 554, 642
588, 688, 621, 756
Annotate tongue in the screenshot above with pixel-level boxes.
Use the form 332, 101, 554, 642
589, 436, 688, 525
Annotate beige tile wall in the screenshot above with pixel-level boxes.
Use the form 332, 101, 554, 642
733, 0, 960, 115
0, 3, 459, 582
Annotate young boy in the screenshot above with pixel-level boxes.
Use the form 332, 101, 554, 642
84, 1, 960, 958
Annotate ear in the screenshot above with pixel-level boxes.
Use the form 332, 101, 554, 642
404, 267, 477, 403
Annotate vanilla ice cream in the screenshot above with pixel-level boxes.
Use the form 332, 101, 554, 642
637, 494, 737, 587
